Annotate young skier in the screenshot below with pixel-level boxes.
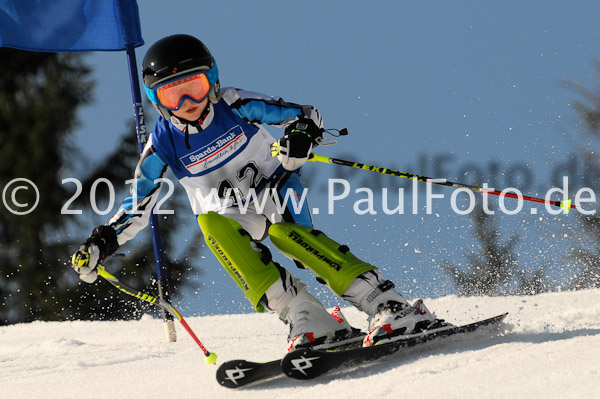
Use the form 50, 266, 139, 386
71, 34, 450, 349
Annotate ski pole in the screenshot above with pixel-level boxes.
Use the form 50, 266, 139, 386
307, 153, 575, 213
96, 264, 217, 364
125, 44, 176, 344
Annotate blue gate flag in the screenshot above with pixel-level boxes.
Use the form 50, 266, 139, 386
0, 0, 144, 52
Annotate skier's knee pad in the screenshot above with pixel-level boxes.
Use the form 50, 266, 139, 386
268, 223, 376, 296
198, 212, 280, 312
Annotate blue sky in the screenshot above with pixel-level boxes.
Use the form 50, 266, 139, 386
72, 1, 600, 315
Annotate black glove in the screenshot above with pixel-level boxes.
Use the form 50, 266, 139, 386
71, 225, 119, 283
277, 118, 323, 171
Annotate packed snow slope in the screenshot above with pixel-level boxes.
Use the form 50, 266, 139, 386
1, 289, 599, 399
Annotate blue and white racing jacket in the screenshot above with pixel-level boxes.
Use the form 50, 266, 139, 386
107, 87, 323, 246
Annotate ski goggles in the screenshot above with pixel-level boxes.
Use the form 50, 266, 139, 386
144, 63, 218, 111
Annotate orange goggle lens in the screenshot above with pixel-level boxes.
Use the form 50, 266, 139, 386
155, 73, 211, 110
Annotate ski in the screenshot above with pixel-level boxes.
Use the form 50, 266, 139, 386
216, 334, 365, 388
281, 312, 508, 380
216, 358, 282, 389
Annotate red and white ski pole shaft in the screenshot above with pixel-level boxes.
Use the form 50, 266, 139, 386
96, 264, 217, 364
308, 153, 575, 213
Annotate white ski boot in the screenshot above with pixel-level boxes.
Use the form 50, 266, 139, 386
343, 271, 452, 346
365, 297, 449, 346
282, 288, 356, 351
261, 273, 360, 351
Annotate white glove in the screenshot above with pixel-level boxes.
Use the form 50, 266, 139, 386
71, 225, 119, 283
277, 119, 323, 171
276, 133, 313, 171
72, 245, 101, 283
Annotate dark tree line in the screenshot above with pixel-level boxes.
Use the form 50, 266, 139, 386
443, 61, 600, 296
441, 206, 547, 296
0, 48, 200, 325
563, 60, 600, 289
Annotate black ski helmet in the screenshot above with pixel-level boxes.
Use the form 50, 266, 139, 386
142, 34, 220, 119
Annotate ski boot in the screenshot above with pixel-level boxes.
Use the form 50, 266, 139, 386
282, 288, 359, 352
365, 296, 455, 346
344, 271, 452, 346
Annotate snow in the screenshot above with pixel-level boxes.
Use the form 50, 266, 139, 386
1, 289, 599, 399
